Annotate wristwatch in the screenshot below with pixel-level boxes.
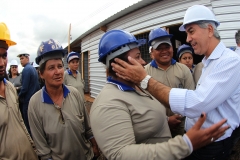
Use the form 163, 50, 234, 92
140, 75, 151, 89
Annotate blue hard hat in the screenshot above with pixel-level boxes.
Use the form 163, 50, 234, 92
148, 28, 173, 46
35, 39, 66, 65
177, 44, 193, 58
67, 51, 80, 63
98, 29, 146, 65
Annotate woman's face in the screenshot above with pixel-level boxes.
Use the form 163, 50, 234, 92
68, 58, 79, 71
128, 48, 146, 66
10, 65, 18, 75
179, 52, 193, 69
40, 59, 64, 88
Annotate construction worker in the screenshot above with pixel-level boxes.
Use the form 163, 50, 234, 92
90, 29, 228, 160
28, 39, 99, 160
177, 44, 195, 73
64, 51, 85, 99
145, 28, 195, 137
0, 22, 38, 159
17, 53, 40, 134
111, 5, 240, 160
8, 59, 22, 93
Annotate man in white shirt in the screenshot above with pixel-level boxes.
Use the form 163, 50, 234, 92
111, 5, 240, 160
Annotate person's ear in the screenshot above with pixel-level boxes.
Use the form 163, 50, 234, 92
208, 24, 214, 38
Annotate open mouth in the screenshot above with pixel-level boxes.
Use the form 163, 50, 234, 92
0, 70, 5, 74
54, 77, 62, 81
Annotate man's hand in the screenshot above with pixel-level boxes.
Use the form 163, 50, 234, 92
90, 138, 100, 158
92, 145, 100, 158
186, 113, 229, 150
168, 114, 182, 128
111, 56, 147, 84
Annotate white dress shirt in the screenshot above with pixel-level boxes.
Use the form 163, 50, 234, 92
169, 42, 240, 141
235, 46, 240, 55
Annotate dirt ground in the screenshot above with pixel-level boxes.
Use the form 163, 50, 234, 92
85, 101, 240, 160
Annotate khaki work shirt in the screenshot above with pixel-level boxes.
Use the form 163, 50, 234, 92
90, 77, 191, 160
64, 69, 85, 99
0, 79, 38, 159
28, 85, 93, 160
145, 60, 195, 136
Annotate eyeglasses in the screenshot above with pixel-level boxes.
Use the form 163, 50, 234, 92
11, 66, 18, 69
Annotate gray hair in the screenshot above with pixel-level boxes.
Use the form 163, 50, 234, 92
235, 30, 240, 45
195, 21, 221, 40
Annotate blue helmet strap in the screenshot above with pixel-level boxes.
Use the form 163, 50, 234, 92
106, 43, 138, 67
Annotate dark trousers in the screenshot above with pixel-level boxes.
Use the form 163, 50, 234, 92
22, 102, 31, 135
184, 126, 240, 160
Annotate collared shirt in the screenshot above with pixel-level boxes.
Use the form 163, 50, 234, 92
19, 63, 40, 103
0, 79, 38, 159
170, 42, 240, 141
190, 64, 196, 73
90, 77, 192, 160
145, 59, 195, 136
150, 58, 177, 68
235, 46, 240, 55
64, 69, 85, 99
146, 59, 195, 89
28, 85, 93, 160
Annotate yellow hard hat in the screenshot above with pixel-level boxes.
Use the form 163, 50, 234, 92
0, 22, 16, 46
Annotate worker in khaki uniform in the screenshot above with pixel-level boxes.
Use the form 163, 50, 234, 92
0, 22, 38, 159
28, 39, 99, 160
64, 51, 85, 98
145, 28, 195, 137
90, 29, 228, 160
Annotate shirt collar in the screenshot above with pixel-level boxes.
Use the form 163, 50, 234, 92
3, 78, 6, 84
202, 41, 225, 66
150, 59, 176, 68
67, 69, 78, 75
41, 84, 70, 104
107, 76, 135, 91
190, 65, 195, 73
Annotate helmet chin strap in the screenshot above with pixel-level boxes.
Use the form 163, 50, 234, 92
106, 43, 138, 68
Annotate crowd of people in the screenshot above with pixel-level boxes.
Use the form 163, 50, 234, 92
0, 4, 240, 160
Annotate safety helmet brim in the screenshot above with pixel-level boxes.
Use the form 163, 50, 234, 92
10, 59, 18, 66
67, 52, 80, 63
0, 39, 16, 46
177, 44, 193, 58
98, 39, 145, 64
179, 20, 220, 31
148, 35, 173, 46
35, 49, 67, 65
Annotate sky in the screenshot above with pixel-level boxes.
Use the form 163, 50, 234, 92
0, 0, 141, 72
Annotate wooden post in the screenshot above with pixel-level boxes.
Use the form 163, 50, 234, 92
68, 23, 71, 53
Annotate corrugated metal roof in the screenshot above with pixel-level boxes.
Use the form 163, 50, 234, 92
68, 0, 160, 48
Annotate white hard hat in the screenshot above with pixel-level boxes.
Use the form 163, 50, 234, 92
179, 5, 220, 31
10, 59, 18, 66
32, 61, 39, 68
